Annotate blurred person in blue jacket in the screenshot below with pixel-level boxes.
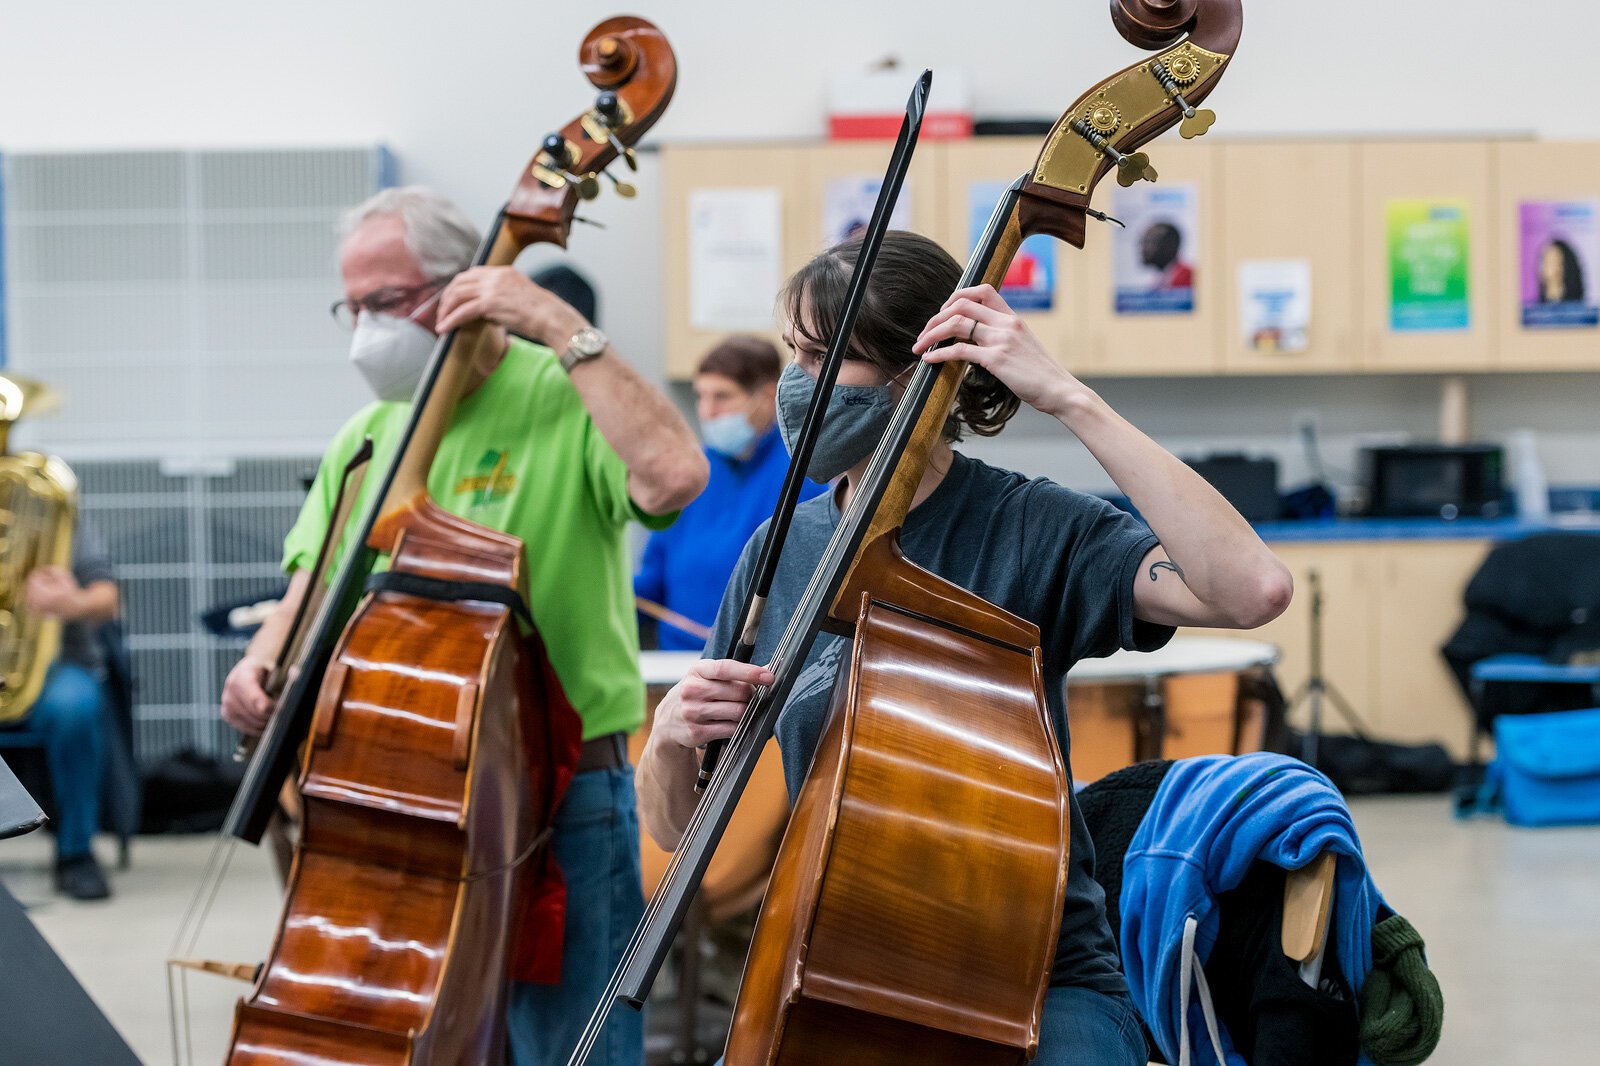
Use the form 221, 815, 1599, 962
634, 337, 825, 650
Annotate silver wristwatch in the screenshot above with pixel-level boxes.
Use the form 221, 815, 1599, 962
559, 326, 608, 373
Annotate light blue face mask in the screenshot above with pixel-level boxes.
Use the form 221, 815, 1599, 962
701, 411, 759, 459
775, 362, 895, 483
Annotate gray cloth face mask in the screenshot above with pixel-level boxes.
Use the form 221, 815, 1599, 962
775, 362, 895, 483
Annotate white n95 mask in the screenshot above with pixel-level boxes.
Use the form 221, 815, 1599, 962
348, 310, 438, 402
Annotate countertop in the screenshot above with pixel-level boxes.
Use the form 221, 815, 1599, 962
1253, 513, 1600, 543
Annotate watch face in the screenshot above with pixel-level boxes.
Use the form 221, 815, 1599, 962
572, 327, 606, 356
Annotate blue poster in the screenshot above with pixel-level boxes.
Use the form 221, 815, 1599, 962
968, 182, 1055, 312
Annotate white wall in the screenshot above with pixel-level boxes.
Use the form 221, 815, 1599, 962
4, 0, 1600, 489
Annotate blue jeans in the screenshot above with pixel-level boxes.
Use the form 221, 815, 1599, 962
713, 986, 1147, 1065
1036, 986, 1148, 1066
713, 985, 1152, 1056
506, 766, 645, 1066
2, 663, 105, 858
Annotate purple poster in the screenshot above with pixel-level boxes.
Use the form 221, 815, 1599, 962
1520, 200, 1600, 329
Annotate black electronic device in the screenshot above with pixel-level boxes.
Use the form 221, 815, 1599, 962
1361, 444, 1504, 519
1184, 453, 1281, 523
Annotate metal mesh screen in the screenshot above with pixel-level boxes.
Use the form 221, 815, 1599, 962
1, 145, 387, 451
78, 457, 316, 763
1, 145, 389, 762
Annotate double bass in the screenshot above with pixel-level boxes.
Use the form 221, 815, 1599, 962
172, 18, 677, 1066
573, 2, 1243, 1063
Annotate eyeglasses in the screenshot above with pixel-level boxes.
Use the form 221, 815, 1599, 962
329, 276, 453, 331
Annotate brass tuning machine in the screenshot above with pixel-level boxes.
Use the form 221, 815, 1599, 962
1070, 119, 1157, 188
1151, 59, 1216, 140
579, 90, 639, 198
532, 133, 618, 202
533, 133, 581, 191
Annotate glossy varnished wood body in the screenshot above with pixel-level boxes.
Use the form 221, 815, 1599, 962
228, 498, 549, 1065
727, 550, 1070, 1065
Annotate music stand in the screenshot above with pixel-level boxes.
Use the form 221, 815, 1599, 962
0, 755, 46, 840
1287, 568, 1374, 768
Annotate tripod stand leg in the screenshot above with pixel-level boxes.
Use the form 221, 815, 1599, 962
1323, 683, 1375, 740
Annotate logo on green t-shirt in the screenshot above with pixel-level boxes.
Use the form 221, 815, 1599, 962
453, 449, 518, 508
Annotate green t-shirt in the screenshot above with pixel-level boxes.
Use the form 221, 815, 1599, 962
282, 338, 673, 740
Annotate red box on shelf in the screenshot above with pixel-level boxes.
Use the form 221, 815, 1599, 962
828, 65, 972, 140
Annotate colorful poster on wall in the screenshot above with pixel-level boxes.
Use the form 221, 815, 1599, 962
1238, 259, 1312, 353
1386, 199, 1470, 332
689, 187, 783, 331
969, 181, 1055, 312
1519, 200, 1600, 329
822, 176, 912, 248
1112, 182, 1198, 314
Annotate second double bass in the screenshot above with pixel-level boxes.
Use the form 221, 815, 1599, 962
585, 2, 1284, 1064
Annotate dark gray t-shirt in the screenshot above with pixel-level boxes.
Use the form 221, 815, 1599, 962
60, 523, 115, 673
703, 451, 1173, 992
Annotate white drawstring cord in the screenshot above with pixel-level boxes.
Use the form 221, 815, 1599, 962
1177, 914, 1229, 1066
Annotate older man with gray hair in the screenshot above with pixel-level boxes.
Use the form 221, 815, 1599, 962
221, 185, 706, 1066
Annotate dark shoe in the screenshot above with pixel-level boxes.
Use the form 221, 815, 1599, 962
54, 853, 111, 901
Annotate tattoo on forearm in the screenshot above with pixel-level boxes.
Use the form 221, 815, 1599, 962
1148, 560, 1185, 583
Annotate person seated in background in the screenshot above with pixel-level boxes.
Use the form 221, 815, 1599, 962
1, 524, 120, 900
634, 337, 826, 651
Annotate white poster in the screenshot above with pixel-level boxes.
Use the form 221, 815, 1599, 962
689, 188, 783, 330
1112, 182, 1199, 314
1238, 259, 1312, 353
822, 176, 912, 248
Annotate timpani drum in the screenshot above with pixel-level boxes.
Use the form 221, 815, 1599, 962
632, 651, 789, 923
1067, 636, 1280, 782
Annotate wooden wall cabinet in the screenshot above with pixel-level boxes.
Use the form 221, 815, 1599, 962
661, 145, 809, 380
1491, 141, 1600, 371
1370, 540, 1491, 751
1357, 141, 1496, 372
937, 138, 1091, 372
1185, 538, 1488, 759
798, 140, 948, 259
1077, 140, 1223, 375
1218, 142, 1359, 373
663, 137, 1589, 379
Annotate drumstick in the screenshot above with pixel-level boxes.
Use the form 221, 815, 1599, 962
635, 596, 712, 643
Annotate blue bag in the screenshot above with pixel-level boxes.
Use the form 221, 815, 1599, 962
1490, 708, 1600, 827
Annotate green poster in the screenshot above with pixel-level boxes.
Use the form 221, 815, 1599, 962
1387, 199, 1471, 331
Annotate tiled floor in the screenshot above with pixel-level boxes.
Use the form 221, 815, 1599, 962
2, 795, 1597, 1065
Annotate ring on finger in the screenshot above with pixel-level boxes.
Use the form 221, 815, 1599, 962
966, 317, 979, 345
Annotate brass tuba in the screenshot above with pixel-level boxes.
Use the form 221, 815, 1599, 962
0, 374, 76, 725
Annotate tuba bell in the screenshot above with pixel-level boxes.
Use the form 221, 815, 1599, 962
0, 374, 76, 725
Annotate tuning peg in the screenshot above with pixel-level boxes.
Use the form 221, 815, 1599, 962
600, 169, 637, 198
610, 136, 639, 172
1116, 152, 1157, 187
1071, 119, 1158, 186
595, 90, 623, 125
574, 175, 601, 201
572, 215, 607, 229
1179, 110, 1216, 140
541, 133, 575, 170
1151, 60, 1217, 140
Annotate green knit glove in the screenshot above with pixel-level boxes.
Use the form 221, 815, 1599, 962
1360, 914, 1444, 1065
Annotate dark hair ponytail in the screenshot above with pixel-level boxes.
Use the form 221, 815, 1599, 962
779, 231, 1020, 440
